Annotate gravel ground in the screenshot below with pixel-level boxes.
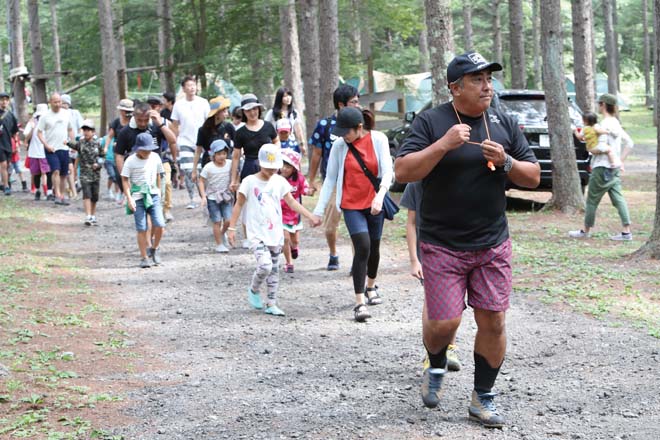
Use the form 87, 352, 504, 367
31, 184, 660, 440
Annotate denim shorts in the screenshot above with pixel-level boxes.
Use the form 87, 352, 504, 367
104, 161, 118, 183
134, 194, 165, 232
207, 198, 232, 223
342, 208, 384, 241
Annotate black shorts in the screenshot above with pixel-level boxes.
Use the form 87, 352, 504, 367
81, 181, 100, 203
0, 149, 10, 163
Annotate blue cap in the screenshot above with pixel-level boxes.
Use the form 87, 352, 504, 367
210, 139, 229, 154
134, 132, 157, 151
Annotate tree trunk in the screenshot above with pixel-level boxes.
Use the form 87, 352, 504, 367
49, 0, 62, 92
424, 0, 453, 106
98, 0, 119, 132
462, 0, 473, 51
419, 27, 430, 72
603, 0, 618, 94
27, 0, 48, 105
8, 0, 29, 124
643, 0, 652, 107
251, 3, 274, 107
318, 0, 339, 117
158, 0, 176, 93
112, 2, 128, 99
492, 0, 503, 81
350, 0, 362, 56
613, 0, 620, 90
635, 0, 660, 258
279, 0, 304, 132
571, 0, 596, 113
0, 42, 4, 93
299, 0, 321, 143
531, 0, 542, 89
509, 0, 526, 89
541, 0, 584, 213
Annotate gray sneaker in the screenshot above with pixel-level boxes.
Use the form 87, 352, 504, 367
610, 232, 633, 241
568, 229, 590, 238
139, 258, 151, 268
468, 390, 505, 428
151, 247, 162, 265
421, 356, 446, 408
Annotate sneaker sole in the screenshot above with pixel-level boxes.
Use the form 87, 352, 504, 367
468, 413, 504, 429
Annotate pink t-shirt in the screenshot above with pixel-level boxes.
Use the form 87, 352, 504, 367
281, 172, 309, 226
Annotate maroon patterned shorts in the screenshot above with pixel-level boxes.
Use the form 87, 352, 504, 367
420, 239, 512, 321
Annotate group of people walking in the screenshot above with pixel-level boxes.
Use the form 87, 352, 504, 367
0, 49, 637, 430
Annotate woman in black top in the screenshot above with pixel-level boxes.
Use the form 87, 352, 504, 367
229, 93, 278, 191
193, 96, 235, 180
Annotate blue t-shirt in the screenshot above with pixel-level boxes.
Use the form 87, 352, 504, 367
281, 139, 300, 154
309, 115, 337, 179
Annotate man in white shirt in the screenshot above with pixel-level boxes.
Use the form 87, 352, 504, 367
37, 93, 74, 205
170, 75, 210, 209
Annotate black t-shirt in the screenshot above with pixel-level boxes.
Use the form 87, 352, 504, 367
397, 102, 537, 251
160, 108, 172, 121
109, 117, 126, 136
114, 123, 165, 157
234, 122, 277, 160
0, 109, 18, 153
197, 122, 236, 153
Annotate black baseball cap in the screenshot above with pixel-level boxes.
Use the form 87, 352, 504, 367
447, 51, 503, 84
0, 92, 10, 99
331, 107, 364, 137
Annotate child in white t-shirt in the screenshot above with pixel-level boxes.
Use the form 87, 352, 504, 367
227, 144, 320, 316
199, 139, 233, 253
121, 132, 166, 268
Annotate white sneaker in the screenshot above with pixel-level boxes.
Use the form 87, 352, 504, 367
186, 202, 196, 209
165, 211, 174, 222
215, 243, 229, 253
568, 229, 590, 238
242, 239, 250, 249
84, 215, 92, 226
90, 215, 98, 226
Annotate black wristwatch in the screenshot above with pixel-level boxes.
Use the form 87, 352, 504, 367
503, 154, 513, 173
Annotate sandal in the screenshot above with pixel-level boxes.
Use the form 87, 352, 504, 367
353, 304, 371, 322
366, 286, 383, 305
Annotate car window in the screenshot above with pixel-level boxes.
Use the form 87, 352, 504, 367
498, 97, 546, 124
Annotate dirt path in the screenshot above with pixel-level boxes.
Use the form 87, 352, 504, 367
21, 184, 660, 440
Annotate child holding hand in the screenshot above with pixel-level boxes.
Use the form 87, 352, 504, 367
279, 149, 311, 273
227, 144, 320, 316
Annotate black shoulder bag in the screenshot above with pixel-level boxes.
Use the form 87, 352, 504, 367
346, 142, 399, 221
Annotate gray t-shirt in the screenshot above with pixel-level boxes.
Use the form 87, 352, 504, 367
400, 181, 423, 260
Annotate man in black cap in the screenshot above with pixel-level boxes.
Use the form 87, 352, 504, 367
0, 92, 19, 196
395, 51, 540, 428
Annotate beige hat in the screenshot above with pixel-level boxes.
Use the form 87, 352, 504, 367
81, 119, 96, 130
117, 98, 134, 112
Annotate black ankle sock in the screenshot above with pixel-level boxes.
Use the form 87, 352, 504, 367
426, 344, 448, 369
474, 352, 502, 394
621, 232, 631, 236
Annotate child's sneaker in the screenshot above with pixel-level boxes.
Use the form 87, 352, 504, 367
151, 247, 162, 265
327, 255, 339, 271
248, 288, 263, 309
264, 304, 285, 316
139, 258, 151, 268
215, 243, 229, 253
34, 191, 41, 201
4, 187, 11, 196
291, 247, 299, 259
21, 181, 28, 192
84, 215, 93, 226
90, 216, 98, 226
284, 264, 294, 273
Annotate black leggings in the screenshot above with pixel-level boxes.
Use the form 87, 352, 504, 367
33, 172, 52, 190
350, 233, 381, 294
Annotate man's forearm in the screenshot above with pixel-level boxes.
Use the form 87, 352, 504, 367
395, 140, 449, 183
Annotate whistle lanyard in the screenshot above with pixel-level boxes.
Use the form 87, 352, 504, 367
451, 103, 495, 171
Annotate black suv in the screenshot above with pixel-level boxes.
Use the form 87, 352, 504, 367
387, 90, 590, 192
